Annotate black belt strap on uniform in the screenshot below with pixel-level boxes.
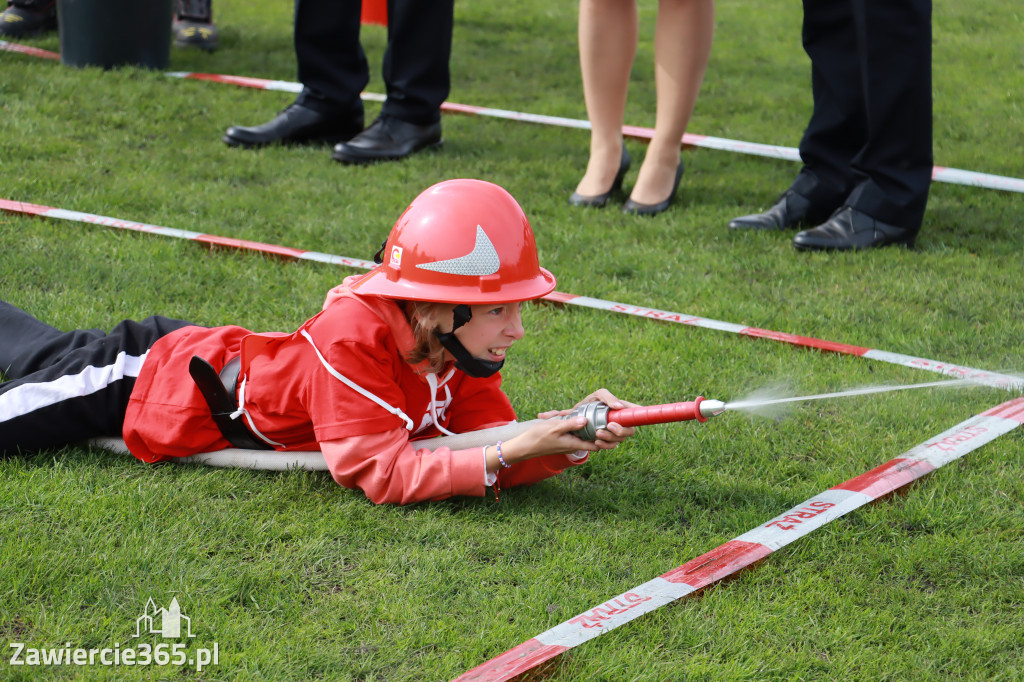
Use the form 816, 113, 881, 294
188, 355, 272, 450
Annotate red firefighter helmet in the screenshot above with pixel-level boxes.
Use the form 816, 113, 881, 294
350, 179, 557, 303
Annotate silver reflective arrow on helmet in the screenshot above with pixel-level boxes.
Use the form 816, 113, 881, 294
416, 225, 500, 276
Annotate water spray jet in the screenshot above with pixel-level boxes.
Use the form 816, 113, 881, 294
723, 378, 985, 417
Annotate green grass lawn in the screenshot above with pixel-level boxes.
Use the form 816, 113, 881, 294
2, 0, 1023, 679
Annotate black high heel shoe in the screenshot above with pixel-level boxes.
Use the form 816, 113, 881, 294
622, 160, 684, 216
569, 145, 631, 208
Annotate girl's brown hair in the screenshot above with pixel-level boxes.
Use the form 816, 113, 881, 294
402, 300, 453, 374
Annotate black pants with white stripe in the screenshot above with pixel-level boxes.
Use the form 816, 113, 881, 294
0, 301, 193, 455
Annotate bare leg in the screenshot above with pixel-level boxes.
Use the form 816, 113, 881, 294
574, 0, 638, 197
629, 0, 714, 205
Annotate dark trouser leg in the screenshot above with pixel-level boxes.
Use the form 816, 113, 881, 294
0, 313, 194, 454
844, 0, 932, 230
379, 0, 454, 124
792, 0, 864, 210
294, 0, 367, 117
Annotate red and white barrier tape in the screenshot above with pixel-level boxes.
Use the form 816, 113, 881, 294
164, 72, 1024, 195
0, 39, 58, 60
0, 198, 377, 270
453, 396, 1024, 681
4, 39, 1024, 195
3, 197, 1021, 393
544, 292, 1023, 392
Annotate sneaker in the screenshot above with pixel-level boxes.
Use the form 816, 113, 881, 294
173, 0, 218, 51
0, 0, 57, 38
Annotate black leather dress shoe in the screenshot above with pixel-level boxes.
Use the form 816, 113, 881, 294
621, 161, 684, 216
569, 145, 631, 208
792, 207, 917, 251
331, 116, 442, 164
222, 103, 364, 148
728, 189, 833, 230
0, 1, 57, 38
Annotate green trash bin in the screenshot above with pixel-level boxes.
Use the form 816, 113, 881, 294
57, 0, 174, 70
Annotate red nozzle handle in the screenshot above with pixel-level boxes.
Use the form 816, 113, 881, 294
607, 397, 707, 426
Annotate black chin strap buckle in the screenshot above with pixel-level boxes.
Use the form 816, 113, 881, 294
451, 304, 472, 331
434, 304, 503, 378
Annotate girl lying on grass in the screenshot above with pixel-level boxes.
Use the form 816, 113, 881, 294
0, 180, 636, 504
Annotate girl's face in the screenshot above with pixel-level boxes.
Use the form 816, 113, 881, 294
451, 302, 526, 362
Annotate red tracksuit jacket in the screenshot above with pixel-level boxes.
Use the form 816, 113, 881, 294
122, 279, 585, 503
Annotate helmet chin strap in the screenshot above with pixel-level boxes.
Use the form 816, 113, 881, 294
433, 304, 504, 379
